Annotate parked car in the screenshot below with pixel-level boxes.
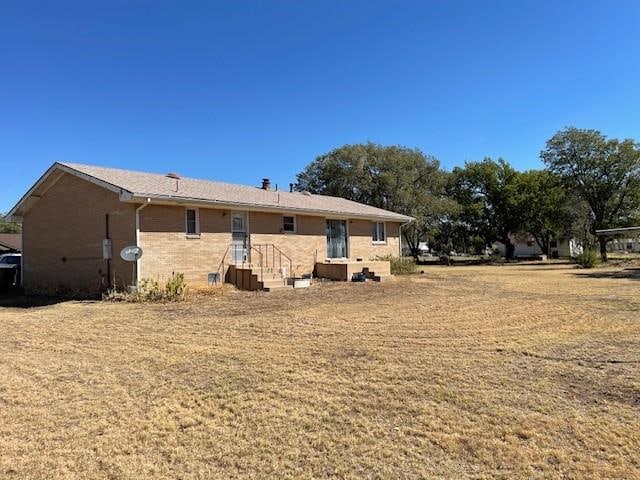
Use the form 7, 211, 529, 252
0, 253, 21, 287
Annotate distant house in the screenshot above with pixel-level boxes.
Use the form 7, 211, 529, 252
0, 233, 21, 254
493, 233, 582, 259
8, 162, 412, 293
596, 226, 640, 253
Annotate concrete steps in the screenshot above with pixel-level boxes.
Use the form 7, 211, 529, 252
258, 277, 290, 291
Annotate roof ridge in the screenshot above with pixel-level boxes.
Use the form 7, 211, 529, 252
59, 161, 311, 195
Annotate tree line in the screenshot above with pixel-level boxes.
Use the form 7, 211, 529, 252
295, 127, 640, 261
0, 215, 20, 234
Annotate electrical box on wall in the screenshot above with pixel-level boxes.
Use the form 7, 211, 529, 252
102, 239, 112, 259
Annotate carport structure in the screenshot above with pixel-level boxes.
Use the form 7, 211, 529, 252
0, 233, 21, 254
596, 226, 640, 254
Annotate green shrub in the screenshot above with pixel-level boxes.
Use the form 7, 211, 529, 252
138, 278, 162, 301
165, 272, 187, 301
375, 255, 416, 275
575, 250, 600, 269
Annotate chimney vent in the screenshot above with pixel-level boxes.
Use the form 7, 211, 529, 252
289, 183, 294, 193
261, 178, 271, 190
166, 173, 180, 192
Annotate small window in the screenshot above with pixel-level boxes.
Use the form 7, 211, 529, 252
0, 256, 20, 265
550, 239, 558, 248
186, 208, 199, 235
372, 222, 386, 243
283, 215, 296, 233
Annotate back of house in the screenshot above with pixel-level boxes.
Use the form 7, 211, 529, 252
7, 162, 411, 293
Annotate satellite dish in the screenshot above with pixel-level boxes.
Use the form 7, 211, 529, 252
120, 245, 143, 262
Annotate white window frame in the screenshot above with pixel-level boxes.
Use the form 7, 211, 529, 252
372, 221, 386, 244
282, 215, 297, 234
185, 207, 200, 237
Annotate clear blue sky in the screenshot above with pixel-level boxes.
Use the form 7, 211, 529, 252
2, 0, 640, 213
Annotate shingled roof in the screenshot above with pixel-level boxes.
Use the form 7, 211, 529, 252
0, 233, 21, 252
9, 162, 413, 222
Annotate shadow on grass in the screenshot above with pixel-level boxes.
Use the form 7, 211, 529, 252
0, 288, 100, 308
573, 268, 640, 281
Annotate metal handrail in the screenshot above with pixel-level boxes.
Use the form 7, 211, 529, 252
272, 244, 293, 279
215, 244, 231, 281
252, 243, 293, 280
245, 244, 264, 282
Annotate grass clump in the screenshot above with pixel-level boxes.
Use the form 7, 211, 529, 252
104, 272, 188, 302
376, 255, 416, 274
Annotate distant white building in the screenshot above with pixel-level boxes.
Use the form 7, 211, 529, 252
596, 226, 640, 253
493, 233, 582, 259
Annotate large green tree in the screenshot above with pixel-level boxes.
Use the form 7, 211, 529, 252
295, 143, 451, 258
514, 170, 575, 254
451, 158, 523, 259
541, 127, 640, 261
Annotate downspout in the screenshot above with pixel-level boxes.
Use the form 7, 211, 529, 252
135, 198, 151, 284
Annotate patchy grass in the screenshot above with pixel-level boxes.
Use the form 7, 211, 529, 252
1, 264, 639, 479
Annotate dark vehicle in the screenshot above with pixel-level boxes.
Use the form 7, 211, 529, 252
0, 253, 21, 288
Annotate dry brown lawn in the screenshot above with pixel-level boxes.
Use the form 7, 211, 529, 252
1, 263, 639, 479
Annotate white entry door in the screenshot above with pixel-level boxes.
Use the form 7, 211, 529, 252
231, 212, 249, 263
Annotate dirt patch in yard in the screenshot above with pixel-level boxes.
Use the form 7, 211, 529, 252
1, 264, 639, 479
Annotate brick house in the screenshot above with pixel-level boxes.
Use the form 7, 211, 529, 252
8, 162, 412, 292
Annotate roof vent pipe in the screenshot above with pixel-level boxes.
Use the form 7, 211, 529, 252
166, 173, 180, 192
289, 183, 294, 192
261, 178, 271, 190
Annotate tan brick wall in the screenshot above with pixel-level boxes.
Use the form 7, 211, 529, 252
252, 214, 401, 274
139, 208, 401, 285
349, 220, 401, 260
249, 211, 326, 277
139, 205, 231, 286
23, 173, 135, 293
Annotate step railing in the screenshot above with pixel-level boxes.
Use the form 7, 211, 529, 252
252, 243, 293, 281
215, 244, 231, 283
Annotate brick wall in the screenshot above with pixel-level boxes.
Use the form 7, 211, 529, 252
138, 205, 231, 285
139, 207, 402, 285
23, 173, 135, 293
348, 220, 401, 260
249, 211, 326, 277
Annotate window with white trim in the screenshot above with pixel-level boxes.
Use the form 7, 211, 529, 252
186, 208, 199, 235
283, 215, 296, 233
372, 222, 386, 243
